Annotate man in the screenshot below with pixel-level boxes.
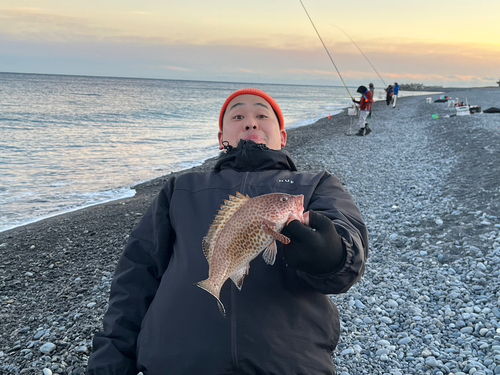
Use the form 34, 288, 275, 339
392, 82, 400, 108
87, 88, 368, 375
385, 84, 393, 106
352, 85, 374, 136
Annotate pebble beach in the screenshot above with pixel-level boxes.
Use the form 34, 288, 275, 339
1, 88, 500, 374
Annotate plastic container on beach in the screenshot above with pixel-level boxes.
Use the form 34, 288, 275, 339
432, 114, 439, 119
426, 98, 432, 104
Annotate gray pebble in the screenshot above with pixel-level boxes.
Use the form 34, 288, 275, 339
461, 327, 474, 334
398, 337, 411, 345
39, 343, 56, 354
355, 300, 366, 309
75, 345, 88, 354
425, 356, 438, 367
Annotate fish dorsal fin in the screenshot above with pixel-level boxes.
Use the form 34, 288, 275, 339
202, 192, 250, 262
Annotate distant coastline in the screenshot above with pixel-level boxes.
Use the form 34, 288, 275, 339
1, 71, 496, 90
400, 85, 499, 92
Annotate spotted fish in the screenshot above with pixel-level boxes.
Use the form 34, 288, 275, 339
196, 192, 305, 316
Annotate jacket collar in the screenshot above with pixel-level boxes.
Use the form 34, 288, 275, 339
214, 140, 297, 172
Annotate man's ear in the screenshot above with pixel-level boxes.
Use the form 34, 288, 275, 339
218, 131, 224, 150
280, 130, 287, 147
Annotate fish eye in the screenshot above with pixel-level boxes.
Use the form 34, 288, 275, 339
280, 197, 288, 202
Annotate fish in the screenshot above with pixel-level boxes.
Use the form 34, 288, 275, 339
196, 192, 305, 316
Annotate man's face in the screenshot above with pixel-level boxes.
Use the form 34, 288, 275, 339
218, 94, 287, 150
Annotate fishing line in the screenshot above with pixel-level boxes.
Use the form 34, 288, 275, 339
298, 0, 354, 100
332, 24, 387, 88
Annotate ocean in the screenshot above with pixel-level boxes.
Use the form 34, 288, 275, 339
0, 72, 417, 232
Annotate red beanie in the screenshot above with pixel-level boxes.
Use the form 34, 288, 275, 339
219, 88, 285, 131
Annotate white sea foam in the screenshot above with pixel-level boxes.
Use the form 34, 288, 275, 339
0, 187, 136, 233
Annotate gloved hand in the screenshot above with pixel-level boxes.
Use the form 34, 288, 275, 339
281, 211, 346, 275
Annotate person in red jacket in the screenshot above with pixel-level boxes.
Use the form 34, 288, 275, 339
352, 85, 374, 136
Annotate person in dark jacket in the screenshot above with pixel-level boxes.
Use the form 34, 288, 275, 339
385, 84, 393, 106
87, 88, 369, 375
352, 85, 374, 136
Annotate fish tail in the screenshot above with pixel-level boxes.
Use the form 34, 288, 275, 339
195, 280, 226, 317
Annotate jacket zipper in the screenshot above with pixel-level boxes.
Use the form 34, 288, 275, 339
230, 283, 239, 373
241, 141, 247, 158
231, 171, 249, 373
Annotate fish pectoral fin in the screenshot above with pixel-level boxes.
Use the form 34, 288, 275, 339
230, 264, 250, 291
262, 241, 277, 265
261, 219, 291, 245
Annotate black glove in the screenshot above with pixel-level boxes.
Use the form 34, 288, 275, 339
281, 211, 346, 275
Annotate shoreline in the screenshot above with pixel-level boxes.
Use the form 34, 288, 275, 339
1, 88, 499, 374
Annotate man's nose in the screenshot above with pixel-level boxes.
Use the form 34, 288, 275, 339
244, 120, 258, 130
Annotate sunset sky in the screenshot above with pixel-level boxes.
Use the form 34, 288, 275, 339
1, 0, 499, 88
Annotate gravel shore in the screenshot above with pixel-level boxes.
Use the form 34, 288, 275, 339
1, 88, 499, 375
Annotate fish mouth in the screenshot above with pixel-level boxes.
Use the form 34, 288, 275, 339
298, 195, 304, 206
287, 195, 305, 225
297, 195, 305, 222
296, 195, 304, 212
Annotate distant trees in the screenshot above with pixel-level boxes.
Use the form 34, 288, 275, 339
400, 80, 500, 89
400, 83, 443, 91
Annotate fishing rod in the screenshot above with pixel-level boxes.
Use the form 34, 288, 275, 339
298, 0, 354, 101
332, 24, 387, 88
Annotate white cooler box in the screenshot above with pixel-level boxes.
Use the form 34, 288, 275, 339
456, 106, 470, 116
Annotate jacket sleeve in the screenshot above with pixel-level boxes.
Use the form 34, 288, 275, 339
297, 172, 368, 295
86, 178, 176, 375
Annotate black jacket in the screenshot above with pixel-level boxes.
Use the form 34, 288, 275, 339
87, 140, 368, 375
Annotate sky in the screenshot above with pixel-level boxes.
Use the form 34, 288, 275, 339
1, 0, 499, 88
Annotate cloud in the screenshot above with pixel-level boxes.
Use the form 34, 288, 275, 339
234, 68, 256, 74
128, 11, 152, 16
161, 65, 194, 72
1, 12, 498, 87
0, 7, 118, 40
283, 68, 337, 77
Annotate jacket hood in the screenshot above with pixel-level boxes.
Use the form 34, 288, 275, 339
356, 85, 368, 94
214, 139, 297, 172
